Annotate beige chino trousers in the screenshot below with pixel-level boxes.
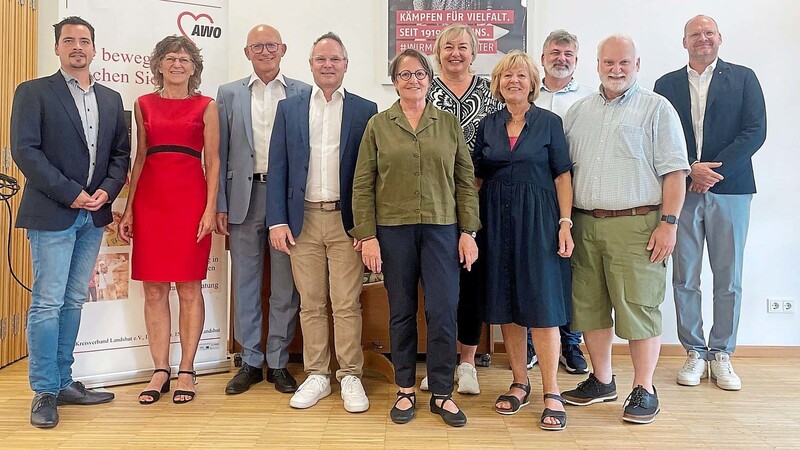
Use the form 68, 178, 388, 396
290, 203, 365, 380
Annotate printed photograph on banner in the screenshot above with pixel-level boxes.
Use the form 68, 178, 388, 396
102, 209, 126, 247
93, 252, 131, 301
388, 0, 527, 77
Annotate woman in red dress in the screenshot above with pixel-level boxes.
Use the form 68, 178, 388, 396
119, 35, 219, 404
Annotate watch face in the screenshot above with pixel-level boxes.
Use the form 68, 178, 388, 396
662, 215, 678, 224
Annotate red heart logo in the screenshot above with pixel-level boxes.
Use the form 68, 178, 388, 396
177, 11, 214, 40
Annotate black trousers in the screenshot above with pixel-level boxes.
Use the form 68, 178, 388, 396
378, 224, 459, 395
457, 263, 483, 346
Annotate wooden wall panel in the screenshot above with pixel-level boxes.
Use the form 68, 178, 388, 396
1, 0, 37, 368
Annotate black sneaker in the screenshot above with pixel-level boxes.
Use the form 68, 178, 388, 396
561, 373, 618, 406
622, 385, 660, 424
560, 344, 589, 374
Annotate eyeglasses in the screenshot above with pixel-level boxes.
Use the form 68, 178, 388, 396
396, 69, 428, 81
686, 30, 719, 41
164, 56, 193, 66
311, 56, 346, 65
248, 42, 281, 54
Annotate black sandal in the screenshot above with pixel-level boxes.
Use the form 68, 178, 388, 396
495, 381, 531, 415
540, 393, 567, 431
173, 370, 197, 404
139, 368, 170, 405
390, 391, 416, 424
430, 393, 467, 427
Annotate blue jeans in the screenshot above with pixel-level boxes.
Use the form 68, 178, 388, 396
27, 210, 104, 394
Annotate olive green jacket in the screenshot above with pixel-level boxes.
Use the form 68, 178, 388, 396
350, 100, 480, 239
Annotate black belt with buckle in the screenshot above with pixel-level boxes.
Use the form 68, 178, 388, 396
253, 173, 268, 183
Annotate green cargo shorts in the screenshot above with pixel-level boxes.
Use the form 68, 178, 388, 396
570, 211, 665, 340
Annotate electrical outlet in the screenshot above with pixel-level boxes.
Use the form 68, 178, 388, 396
783, 300, 795, 313
767, 299, 783, 313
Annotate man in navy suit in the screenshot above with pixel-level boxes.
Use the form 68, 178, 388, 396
216, 24, 309, 395
10, 17, 130, 428
655, 15, 766, 391
268, 32, 377, 413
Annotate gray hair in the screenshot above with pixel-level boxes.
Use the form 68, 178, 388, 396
309, 31, 348, 59
542, 29, 579, 53
597, 34, 638, 59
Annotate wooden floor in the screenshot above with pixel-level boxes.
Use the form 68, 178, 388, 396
1, 355, 799, 449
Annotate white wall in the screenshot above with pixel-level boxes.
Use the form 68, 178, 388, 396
39, 0, 800, 346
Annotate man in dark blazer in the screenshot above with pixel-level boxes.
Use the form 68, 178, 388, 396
215, 24, 309, 395
10, 17, 130, 428
268, 32, 377, 413
654, 15, 766, 392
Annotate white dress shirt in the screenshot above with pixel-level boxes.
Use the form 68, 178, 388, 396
306, 84, 344, 202
249, 73, 287, 173
687, 58, 717, 160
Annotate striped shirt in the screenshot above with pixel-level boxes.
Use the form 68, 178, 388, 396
61, 69, 99, 185
564, 83, 689, 210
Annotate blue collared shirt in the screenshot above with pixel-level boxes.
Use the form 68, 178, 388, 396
564, 83, 690, 210
60, 69, 99, 186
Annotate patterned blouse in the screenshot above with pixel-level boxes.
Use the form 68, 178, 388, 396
427, 75, 503, 152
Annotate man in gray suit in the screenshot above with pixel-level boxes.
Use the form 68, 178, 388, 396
216, 24, 310, 394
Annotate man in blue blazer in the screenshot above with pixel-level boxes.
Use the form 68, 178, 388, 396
215, 24, 309, 395
654, 15, 766, 391
268, 32, 377, 413
10, 17, 130, 428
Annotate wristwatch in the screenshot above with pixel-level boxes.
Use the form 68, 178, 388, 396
661, 214, 679, 225
460, 229, 477, 238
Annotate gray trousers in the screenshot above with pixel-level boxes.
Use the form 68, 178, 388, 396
672, 191, 752, 359
229, 182, 300, 369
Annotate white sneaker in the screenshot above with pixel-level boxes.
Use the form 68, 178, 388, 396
340, 375, 369, 413
677, 350, 707, 386
420, 376, 429, 391
710, 353, 741, 391
455, 362, 480, 395
289, 375, 331, 409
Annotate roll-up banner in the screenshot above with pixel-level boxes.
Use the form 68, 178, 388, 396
59, 0, 230, 387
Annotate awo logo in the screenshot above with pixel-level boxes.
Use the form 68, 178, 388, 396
177, 11, 222, 40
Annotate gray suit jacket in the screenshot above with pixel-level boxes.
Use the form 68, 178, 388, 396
216, 75, 310, 224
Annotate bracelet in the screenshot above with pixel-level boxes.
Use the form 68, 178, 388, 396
558, 217, 573, 228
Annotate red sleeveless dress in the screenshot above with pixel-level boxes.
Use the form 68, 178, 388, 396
131, 93, 213, 282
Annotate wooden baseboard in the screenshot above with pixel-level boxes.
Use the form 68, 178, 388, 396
491, 342, 800, 358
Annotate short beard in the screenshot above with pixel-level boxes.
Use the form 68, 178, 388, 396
546, 65, 572, 79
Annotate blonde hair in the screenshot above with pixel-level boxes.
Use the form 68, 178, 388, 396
433, 23, 478, 73
489, 50, 541, 103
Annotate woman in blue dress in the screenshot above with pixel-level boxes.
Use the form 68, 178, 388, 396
473, 51, 574, 431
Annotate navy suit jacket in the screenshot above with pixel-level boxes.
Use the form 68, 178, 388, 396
267, 90, 378, 237
654, 59, 766, 194
10, 72, 130, 230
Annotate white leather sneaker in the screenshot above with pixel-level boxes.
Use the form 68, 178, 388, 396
420, 376, 429, 391
710, 353, 741, 391
289, 375, 331, 409
340, 375, 369, 413
455, 363, 480, 395
677, 350, 707, 386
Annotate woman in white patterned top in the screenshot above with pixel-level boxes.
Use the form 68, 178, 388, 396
422, 23, 501, 396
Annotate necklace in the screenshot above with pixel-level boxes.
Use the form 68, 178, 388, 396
507, 115, 525, 125
158, 89, 190, 99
